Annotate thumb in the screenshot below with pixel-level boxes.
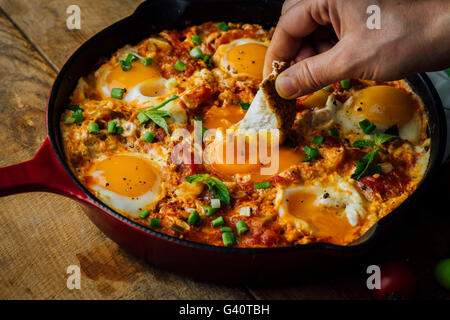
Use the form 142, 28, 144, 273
275, 43, 350, 99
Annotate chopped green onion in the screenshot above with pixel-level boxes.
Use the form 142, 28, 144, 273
359, 119, 376, 134
212, 216, 225, 227
139, 209, 150, 219
239, 102, 250, 110
115, 126, 123, 135
313, 136, 324, 144
221, 226, 232, 233
141, 57, 152, 66
149, 218, 161, 229
340, 79, 350, 89
222, 232, 235, 246
107, 121, 117, 134
192, 34, 201, 45
126, 53, 139, 63
254, 182, 270, 189
111, 88, 126, 100
236, 221, 249, 235
142, 131, 156, 143
88, 122, 99, 135
303, 145, 319, 162
217, 22, 229, 31
174, 60, 186, 72
188, 210, 201, 225
203, 206, 217, 217
194, 115, 203, 122
71, 111, 84, 124
330, 127, 339, 137
67, 105, 83, 112
120, 60, 132, 71
190, 47, 203, 59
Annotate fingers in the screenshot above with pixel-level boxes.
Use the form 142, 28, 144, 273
275, 41, 349, 98
264, 0, 320, 77
281, 0, 303, 15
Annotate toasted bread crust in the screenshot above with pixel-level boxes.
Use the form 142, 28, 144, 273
259, 61, 296, 138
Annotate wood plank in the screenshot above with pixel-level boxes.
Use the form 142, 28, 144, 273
0, 0, 143, 70
0, 11, 250, 300
249, 168, 450, 300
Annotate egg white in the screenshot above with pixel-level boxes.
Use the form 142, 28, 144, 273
87, 153, 164, 217
277, 179, 366, 229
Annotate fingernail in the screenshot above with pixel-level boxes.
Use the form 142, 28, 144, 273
276, 74, 299, 99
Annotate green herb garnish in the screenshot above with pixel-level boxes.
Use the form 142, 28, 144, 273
254, 182, 270, 189
192, 34, 201, 45
303, 145, 319, 162
359, 119, 376, 134
140, 57, 152, 66
137, 95, 179, 134
217, 22, 229, 31
351, 148, 379, 180
313, 136, 324, 144
174, 60, 186, 72
185, 174, 230, 205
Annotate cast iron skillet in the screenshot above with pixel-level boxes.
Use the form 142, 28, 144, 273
0, 0, 446, 283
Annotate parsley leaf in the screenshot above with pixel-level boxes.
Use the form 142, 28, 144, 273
137, 95, 179, 134
359, 119, 376, 134
185, 174, 230, 205
352, 139, 375, 149
374, 133, 394, 146
351, 148, 379, 180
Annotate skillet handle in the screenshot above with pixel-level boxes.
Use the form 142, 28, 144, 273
0, 138, 88, 202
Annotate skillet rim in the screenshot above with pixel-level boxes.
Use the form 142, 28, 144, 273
46, 0, 447, 255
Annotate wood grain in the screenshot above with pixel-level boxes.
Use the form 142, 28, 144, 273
0, 10, 250, 300
0, 0, 449, 300
0, 0, 143, 71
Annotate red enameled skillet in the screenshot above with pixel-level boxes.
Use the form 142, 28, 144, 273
0, 0, 447, 283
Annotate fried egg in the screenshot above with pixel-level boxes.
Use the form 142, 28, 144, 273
203, 104, 246, 129
335, 86, 422, 142
213, 39, 268, 79
85, 153, 163, 217
277, 180, 365, 244
95, 47, 172, 105
205, 129, 303, 182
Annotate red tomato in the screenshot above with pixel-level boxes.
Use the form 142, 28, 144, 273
373, 261, 416, 300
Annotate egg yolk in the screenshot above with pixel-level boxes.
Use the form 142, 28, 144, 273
285, 191, 355, 245
300, 89, 330, 108
105, 62, 162, 92
226, 42, 267, 79
203, 105, 246, 129
91, 155, 159, 197
352, 85, 416, 127
210, 136, 303, 181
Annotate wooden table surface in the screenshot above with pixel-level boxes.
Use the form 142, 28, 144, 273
0, 0, 449, 300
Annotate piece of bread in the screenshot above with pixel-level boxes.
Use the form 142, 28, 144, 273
236, 61, 296, 141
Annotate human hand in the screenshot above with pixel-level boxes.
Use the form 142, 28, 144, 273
265, 0, 450, 99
